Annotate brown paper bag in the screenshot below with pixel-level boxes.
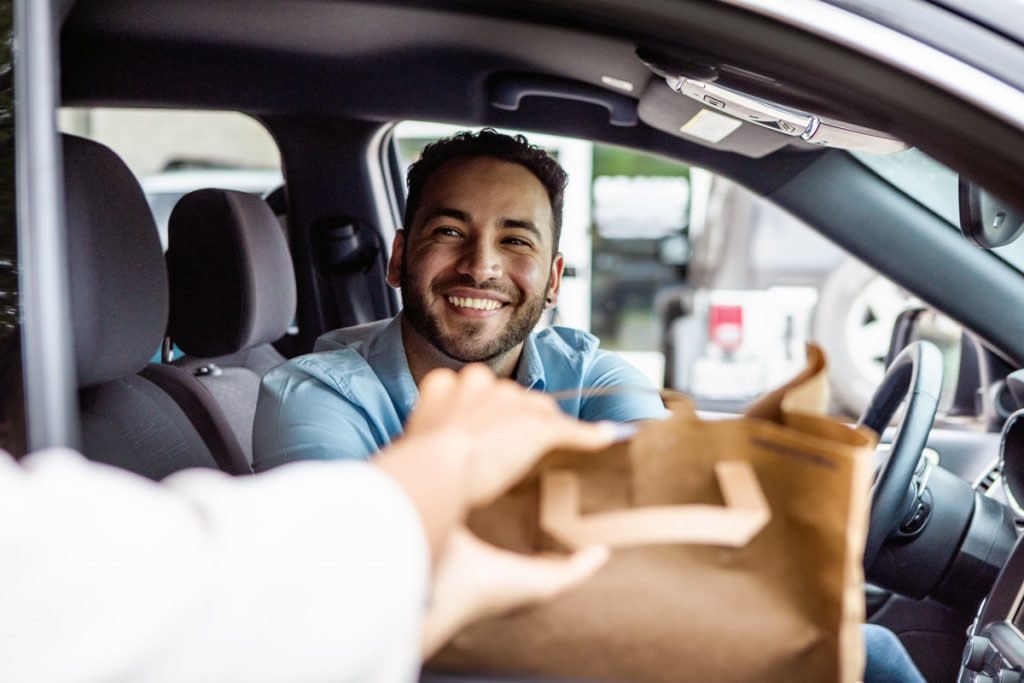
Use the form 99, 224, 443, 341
430, 344, 877, 683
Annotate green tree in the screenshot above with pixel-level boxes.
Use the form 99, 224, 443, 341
592, 142, 689, 179
0, 0, 15, 338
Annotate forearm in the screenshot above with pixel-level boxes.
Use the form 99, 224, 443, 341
374, 431, 471, 563
0, 449, 428, 682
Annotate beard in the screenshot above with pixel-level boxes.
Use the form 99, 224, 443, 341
400, 269, 549, 364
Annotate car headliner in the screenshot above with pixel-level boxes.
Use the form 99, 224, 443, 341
56, 0, 1024, 364
54, 1, 1012, 119
59, 1, 1024, 181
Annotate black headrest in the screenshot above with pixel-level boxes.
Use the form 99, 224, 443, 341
62, 134, 169, 388
166, 189, 296, 357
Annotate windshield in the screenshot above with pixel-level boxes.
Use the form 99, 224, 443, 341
854, 148, 1024, 271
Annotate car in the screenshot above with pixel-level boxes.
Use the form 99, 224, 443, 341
139, 165, 283, 246
6, 1, 1024, 681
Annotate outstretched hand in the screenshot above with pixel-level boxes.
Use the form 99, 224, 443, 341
376, 363, 623, 645
421, 526, 608, 658
405, 364, 621, 507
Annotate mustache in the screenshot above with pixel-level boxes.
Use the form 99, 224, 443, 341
431, 275, 520, 303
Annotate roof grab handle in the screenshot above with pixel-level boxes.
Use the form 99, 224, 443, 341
489, 73, 638, 127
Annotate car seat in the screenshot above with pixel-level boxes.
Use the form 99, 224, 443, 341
63, 133, 251, 478
165, 188, 296, 465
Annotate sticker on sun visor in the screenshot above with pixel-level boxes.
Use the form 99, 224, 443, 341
679, 109, 743, 143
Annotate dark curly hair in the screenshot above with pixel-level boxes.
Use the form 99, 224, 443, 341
404, 129, 568, 253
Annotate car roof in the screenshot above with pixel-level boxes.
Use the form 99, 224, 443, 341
916, 0, 1024, 48
58, 1, 1024, 179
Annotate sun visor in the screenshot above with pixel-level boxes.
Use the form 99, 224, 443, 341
638, 79, 794, 158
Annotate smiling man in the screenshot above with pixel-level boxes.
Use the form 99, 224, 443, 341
249, 130, 925, 683
395, 151, 562, 382
252, 129, 665, 470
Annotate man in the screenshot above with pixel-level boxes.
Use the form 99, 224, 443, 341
253, 129, 664, 470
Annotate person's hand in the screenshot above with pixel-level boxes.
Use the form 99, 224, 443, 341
405, 364, 621, 507
376, 364, 627, 564
421, 526, 608, 658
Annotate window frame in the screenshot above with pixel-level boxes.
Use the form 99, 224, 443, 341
14, 0, 80, 452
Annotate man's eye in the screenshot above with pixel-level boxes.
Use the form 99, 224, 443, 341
503, 237, 533, 248
433, 227, 462, 238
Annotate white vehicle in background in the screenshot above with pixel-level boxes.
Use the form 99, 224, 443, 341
139, 165, 283, 247
669, 174, 913, 416
682, 286, 818, 406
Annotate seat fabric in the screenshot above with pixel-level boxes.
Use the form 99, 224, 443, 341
63, 133, 248, 478
166, 188, 297, 466
79, 376, 216, 480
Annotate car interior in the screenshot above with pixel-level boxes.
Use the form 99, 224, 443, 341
12, 0, 1024, 681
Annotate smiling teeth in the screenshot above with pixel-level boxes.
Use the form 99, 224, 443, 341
447, 296, 502, 311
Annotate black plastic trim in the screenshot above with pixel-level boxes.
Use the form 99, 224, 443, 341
489, 73, 638, 127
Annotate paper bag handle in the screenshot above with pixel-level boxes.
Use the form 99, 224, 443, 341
539, 461, 770, 550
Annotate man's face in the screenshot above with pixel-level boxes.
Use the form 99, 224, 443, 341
388, 155, 563, 364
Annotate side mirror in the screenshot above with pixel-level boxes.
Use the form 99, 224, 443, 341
959, 176, 1024, 248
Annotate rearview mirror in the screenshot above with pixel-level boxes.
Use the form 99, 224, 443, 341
958, 176, 1024, 248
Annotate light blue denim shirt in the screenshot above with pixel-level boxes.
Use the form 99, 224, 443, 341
252, 315, 666, 472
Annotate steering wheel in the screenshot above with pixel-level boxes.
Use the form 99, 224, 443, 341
858, 340, 944, 570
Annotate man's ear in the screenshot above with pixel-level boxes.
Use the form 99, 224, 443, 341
545, 252, 565, 308
386, 230, 405, 288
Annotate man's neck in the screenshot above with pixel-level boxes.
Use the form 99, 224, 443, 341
399, 315, 523, 386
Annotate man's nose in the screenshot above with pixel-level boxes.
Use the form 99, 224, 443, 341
455, 238, 502, 281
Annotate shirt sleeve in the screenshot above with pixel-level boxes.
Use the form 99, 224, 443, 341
0, 448, 429, 683
253, 363, 383, 472
579, 350, 669, 423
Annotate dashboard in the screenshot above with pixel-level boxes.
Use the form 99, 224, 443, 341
960, 541, 1024, 682
959, 408, 1024, 682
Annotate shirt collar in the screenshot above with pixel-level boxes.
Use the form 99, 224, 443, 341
515, 331, 546, 391
365, 315, 420, 420
372, 314, 546, 411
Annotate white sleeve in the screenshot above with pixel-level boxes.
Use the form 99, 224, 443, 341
0, 448, 429, 683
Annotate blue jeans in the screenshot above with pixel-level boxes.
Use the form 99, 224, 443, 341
863, 623, 927, 683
